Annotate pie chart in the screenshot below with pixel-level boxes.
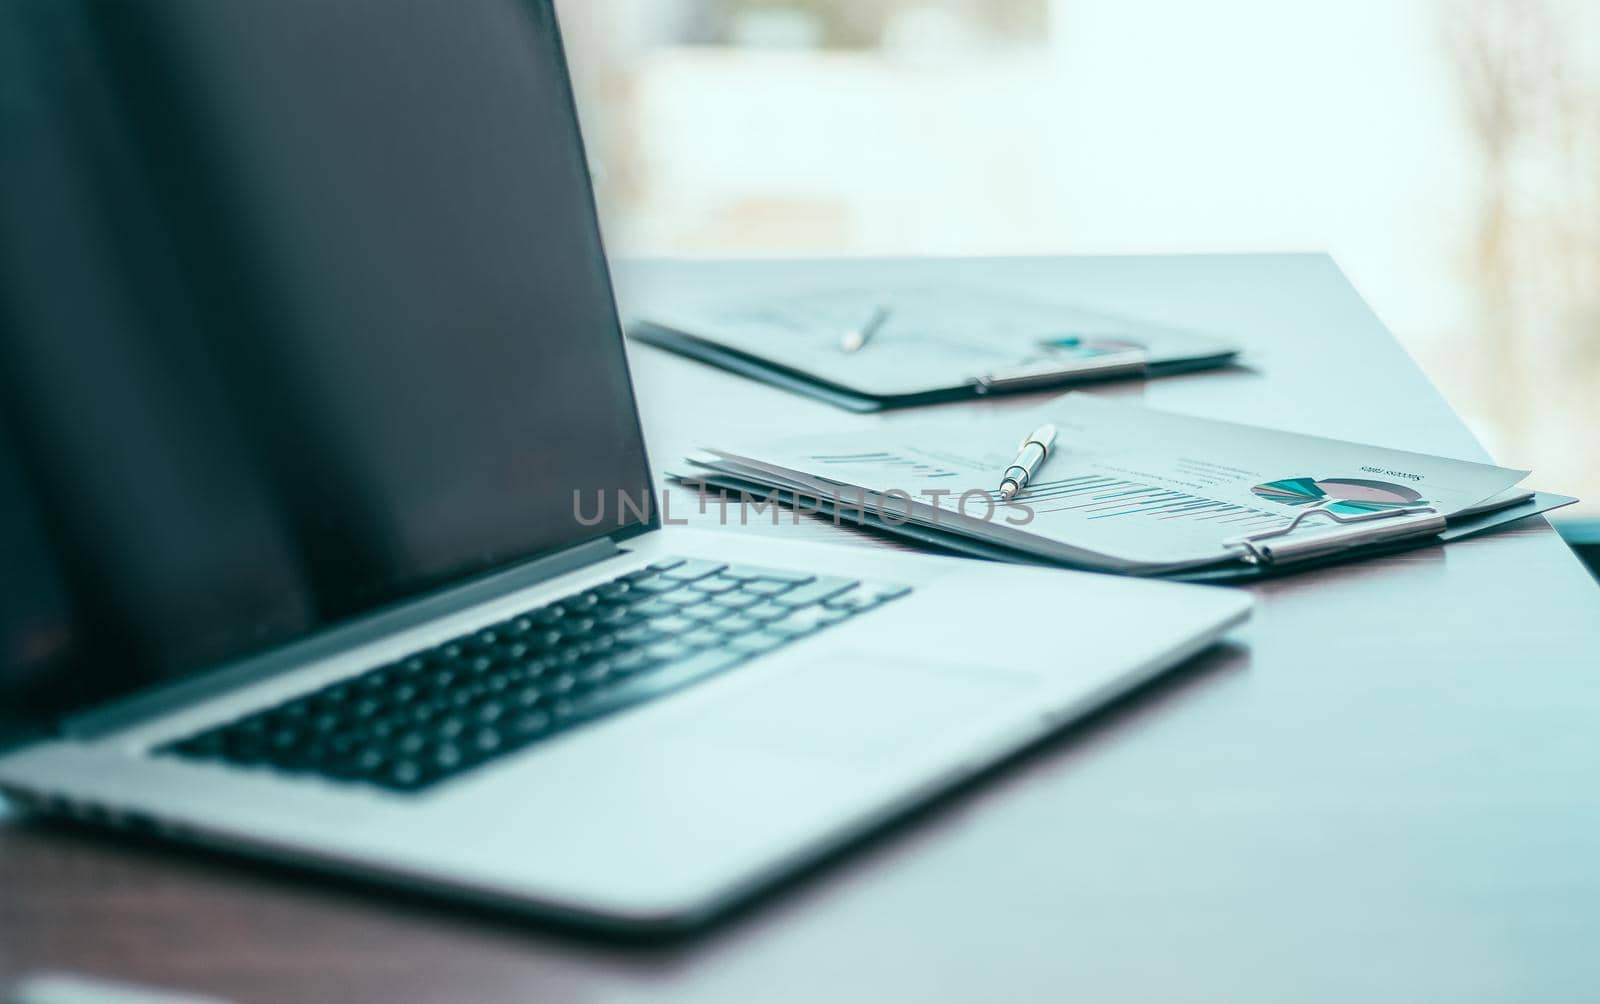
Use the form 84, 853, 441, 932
1251, 476, 1427, 516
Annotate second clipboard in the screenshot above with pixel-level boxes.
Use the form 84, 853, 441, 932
627, 282, 1240, 412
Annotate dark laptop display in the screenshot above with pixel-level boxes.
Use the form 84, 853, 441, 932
0, 0, 652, 734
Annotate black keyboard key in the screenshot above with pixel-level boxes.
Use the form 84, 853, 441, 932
348, 747, 388, 778
720, 564, 815, 584
609, 649, 655, 674
630, 575, 681, 595
815, 606, 853, 627
775, 576, 858, 607
472, 727, 503, 755
512, 678, 546, 702
673, 602, 727, 624
709, 591, 760, 610
657, 559, 725, 582
561, 616, 597, 637
687, 575, 741, 595
319, 682, 353, 705
499, 642, 531, 663
714, 614, 762, 636
595, 604, 641, 626
646, 615, 696, 635
508, 710, 552, 739
564, 593, 600, 613
435, 715, 466, 740
549, 649, 585, 672
766, 607, 834, 638
471, 628, 500, 649
684, 603, 734, 624
657, 588, 707, 608
476, 700, 506, 724
395, 731, 428, 757
386, 760, 426, 790
616, 624, 664, 646
629, 598, 675, 618
824, 594, 876, 614
646, 640, 696, 662
527, 628, 564, 649
578, 660, 616, 686
391, 682, 421, 704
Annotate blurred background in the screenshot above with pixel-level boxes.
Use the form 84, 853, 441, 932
554, 0, 1600, 518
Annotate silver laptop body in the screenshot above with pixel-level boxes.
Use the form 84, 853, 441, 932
0, 0, 1249, 932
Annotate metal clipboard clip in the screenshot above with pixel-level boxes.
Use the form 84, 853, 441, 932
1223, 504, 1446, 566
972, 348, 1148, 394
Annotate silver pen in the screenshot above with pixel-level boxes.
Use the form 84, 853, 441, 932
839, 305, 890, 353
997, 423, 1058, 500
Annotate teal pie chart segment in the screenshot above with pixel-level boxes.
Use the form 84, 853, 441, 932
1250, 477, 1326, 506
1252, 476, 1427, 516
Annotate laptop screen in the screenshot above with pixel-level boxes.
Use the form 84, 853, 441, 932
0, 0, 653, 736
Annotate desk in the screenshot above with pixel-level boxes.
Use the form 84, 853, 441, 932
3, 255, 1597, 1003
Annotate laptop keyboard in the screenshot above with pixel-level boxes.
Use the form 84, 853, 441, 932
160, 558, 910, 792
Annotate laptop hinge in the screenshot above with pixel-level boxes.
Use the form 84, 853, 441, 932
59, 536, 624, 740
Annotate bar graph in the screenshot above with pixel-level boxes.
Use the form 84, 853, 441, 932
1018, 474, 1292, 530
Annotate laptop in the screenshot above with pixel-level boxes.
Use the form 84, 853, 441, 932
0, 0, 1249, 932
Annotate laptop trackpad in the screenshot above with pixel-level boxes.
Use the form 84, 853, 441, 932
668, 653, 1040, 763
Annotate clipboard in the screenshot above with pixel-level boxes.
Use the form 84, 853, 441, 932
671, 393, 1578, 582
628, 284, 1240, 412
671, 465, 1577, 583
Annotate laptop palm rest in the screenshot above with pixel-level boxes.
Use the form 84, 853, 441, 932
663, 654, 1041, 764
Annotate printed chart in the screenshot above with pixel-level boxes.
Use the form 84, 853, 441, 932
1251, 476, 1428, 516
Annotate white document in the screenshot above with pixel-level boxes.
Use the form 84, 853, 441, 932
693, 393, 1531, 575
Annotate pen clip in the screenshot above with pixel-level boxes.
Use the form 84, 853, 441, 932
1223, 505, 1444, 565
